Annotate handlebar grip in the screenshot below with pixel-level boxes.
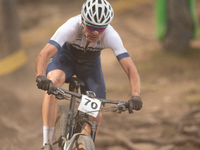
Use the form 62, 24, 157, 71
52, 85, 58, 91
36, 76, 43, 83
125, 102, 129, 108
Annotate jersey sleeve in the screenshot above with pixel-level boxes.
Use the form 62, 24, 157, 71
103, 26, 129, 61
49, 16, 80, 50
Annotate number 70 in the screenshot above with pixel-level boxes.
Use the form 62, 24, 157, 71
85, 98, 98, 109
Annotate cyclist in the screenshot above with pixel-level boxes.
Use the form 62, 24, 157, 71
35, 0, 143, 149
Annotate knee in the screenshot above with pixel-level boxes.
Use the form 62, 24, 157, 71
51, 78, 63, 87
89, 112, 102, 124
47, 71, 65, 87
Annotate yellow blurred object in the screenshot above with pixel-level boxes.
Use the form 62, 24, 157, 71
0, 49, 27, 76
111, 0, 149, 13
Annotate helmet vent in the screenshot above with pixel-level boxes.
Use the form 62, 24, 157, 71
92, 5, 96, 14
81, 0, 114, 26
98, 7, 102, 20
105, 11, 109, 19
94, 14, 97, 23
100, 16, 105, 23
105, 18, 110, 24
104, 7, 107, 15
87, 14, 92, 22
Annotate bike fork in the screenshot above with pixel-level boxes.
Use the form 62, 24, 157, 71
90, 122, 98, 142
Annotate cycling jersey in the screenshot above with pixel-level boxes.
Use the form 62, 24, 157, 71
46, 14, 130, 99
49, 14, 129, 61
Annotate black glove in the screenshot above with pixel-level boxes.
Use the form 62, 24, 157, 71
36, 75, 53, 95
128, 96, 143, 113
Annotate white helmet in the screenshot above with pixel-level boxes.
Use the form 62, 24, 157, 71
81, 0, 114, 26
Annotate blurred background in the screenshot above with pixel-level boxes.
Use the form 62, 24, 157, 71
0, 0, 200, 150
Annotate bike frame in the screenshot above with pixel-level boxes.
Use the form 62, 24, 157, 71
37, 76, 130, 149
65, 77, 98, 142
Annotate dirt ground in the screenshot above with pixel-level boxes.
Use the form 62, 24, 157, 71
0, 0, 200, 150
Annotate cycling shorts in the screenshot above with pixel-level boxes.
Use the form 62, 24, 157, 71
46, 42, 106, 99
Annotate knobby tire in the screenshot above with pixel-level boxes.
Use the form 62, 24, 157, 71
53, 105, 69, 150
72, 135, 95, 150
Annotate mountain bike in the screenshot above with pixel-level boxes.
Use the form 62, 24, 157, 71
38, 76, 130, 150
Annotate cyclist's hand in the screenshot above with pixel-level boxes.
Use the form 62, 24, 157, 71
128, 96, 143, 113
36, 75, 53, 95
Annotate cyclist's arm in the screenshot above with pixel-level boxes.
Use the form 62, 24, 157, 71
35, 16, 81, 77
102, 26, 141, 97
119, 57, 140, 97
35, 43, 58, 76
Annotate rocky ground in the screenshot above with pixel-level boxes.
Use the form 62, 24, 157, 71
0, 0, 200, 150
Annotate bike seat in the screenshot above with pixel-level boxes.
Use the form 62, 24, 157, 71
65, 76, 85, 86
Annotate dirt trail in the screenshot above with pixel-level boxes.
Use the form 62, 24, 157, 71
0, 1, 200, 150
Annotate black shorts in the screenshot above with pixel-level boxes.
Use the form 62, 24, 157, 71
46, 42, 106, 99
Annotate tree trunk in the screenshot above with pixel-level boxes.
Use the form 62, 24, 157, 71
0, 0, 21, 59
163, 0, 194, 53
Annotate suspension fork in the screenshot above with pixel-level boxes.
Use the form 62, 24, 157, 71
67, 81, 80, 140
90, 122, 98, 142
66, 78, 98, 142
77, 116, 98, 142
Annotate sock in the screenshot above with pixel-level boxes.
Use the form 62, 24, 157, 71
43, 126, 55, 146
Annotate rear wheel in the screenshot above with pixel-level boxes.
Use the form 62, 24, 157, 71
53, 105, 69, 150
72, 135, 95, 150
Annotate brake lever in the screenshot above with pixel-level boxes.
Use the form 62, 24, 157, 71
50, 87, 71, 100
116, 102, 127, 113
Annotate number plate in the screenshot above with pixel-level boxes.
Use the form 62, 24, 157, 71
78, 95, 102, 118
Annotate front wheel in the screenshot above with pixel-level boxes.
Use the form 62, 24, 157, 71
53, 105, 69, 150
72, 135, 95, 150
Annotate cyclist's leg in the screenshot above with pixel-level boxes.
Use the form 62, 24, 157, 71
42, 70, 66, 146
42, 48, 74, 147
43, 69, 66, 125
76, 58, 106, 137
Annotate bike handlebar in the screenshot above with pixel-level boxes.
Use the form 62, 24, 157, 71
50, 85, 129, 113
52, 85, 82, 98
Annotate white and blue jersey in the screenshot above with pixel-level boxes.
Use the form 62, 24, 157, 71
49, 14, 129, 61
47, 14, 130, 99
